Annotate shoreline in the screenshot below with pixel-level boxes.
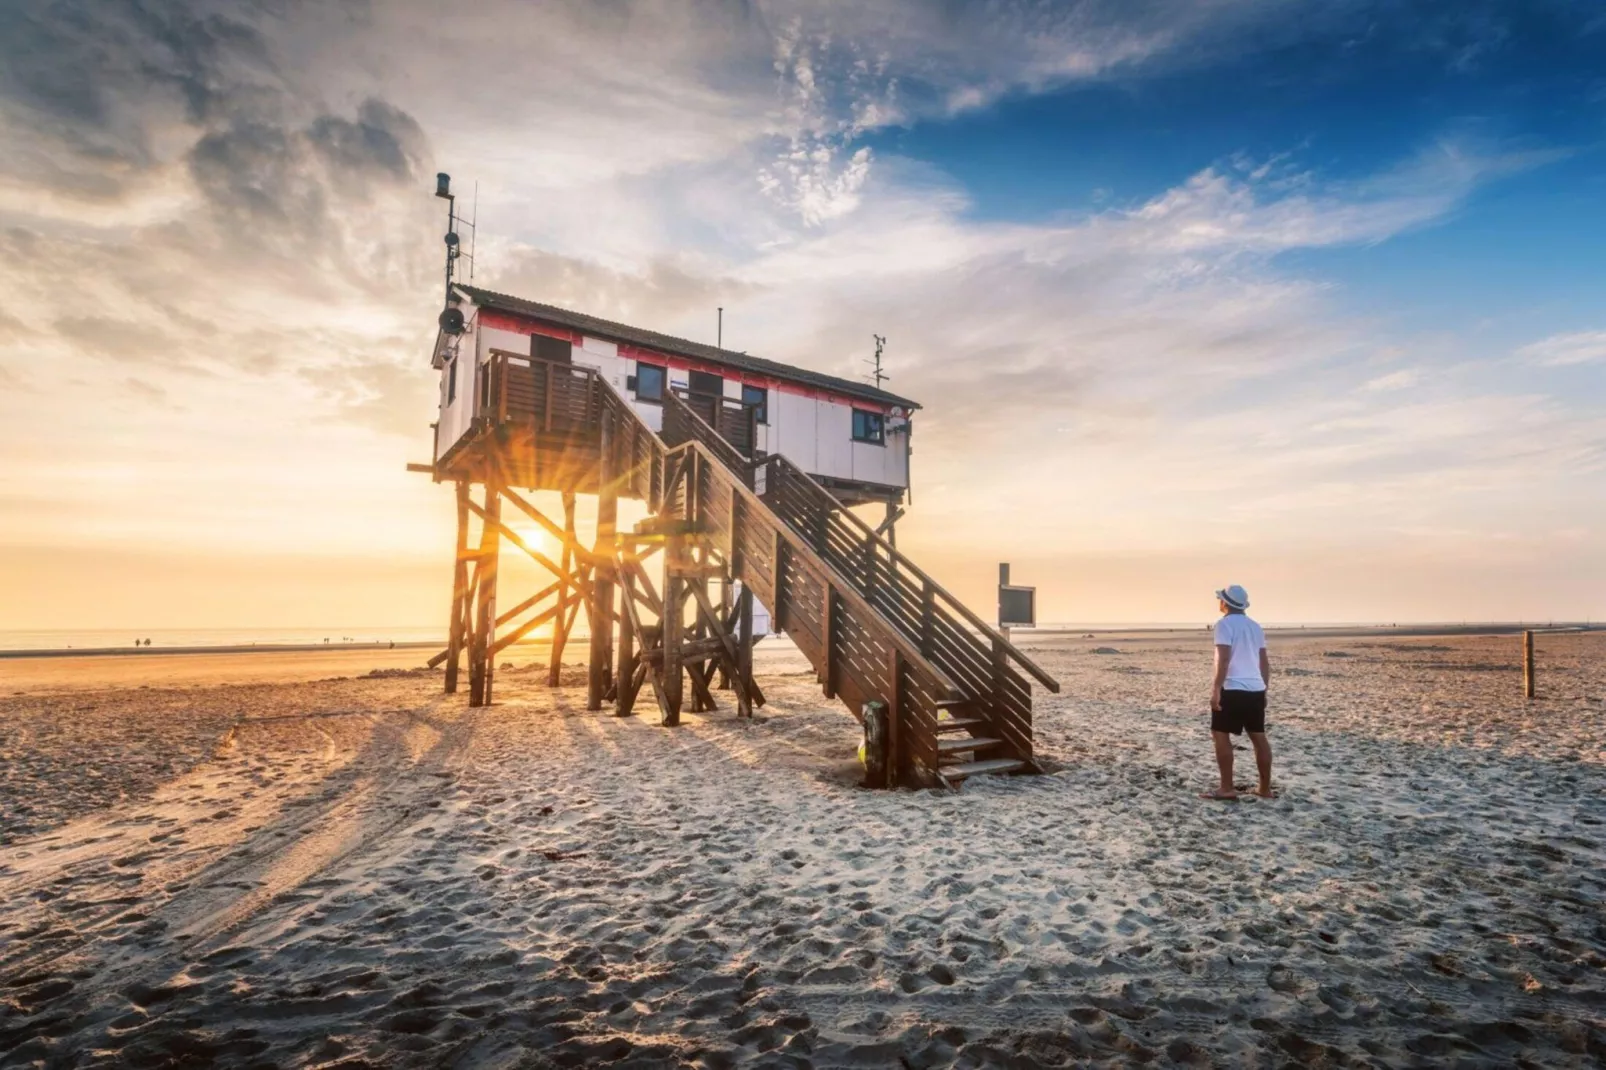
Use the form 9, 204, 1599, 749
3, 622, 1598, 661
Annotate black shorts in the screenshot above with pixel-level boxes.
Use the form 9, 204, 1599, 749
1212, 689, 1267, 735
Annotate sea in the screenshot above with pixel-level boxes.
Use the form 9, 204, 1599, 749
0, 627, 447, 653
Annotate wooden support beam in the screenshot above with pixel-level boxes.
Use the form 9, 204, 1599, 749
464, 496, 593, 602
886, 649, 903, 789
737, 583, 755, 719
469, 482, 502, 707
688, 580, 764, 711
496, 579, 563, 628
772, 530, 789, 632
614, 552, 637, 717
590, 411, 618, 711
821, 584, 836, 700
549, 491, 577, 687
620, 565, 671, 724
444, 480, 471, 694
662, 531, 684, 724
489, 599, 564, 656
500, 486, 602, 565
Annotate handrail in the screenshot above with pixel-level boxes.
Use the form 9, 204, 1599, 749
756, 453, 1061, 694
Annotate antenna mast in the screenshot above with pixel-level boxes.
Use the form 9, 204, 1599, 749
434, 173, 476, 302
867, 334, 889, 390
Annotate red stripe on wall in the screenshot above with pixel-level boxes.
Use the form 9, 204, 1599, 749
473, 308, 896, 414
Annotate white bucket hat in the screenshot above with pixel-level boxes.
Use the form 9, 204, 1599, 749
1216, 584, 1250, 610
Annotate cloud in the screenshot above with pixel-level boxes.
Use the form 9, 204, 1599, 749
0, 0, 1599, 625
1515, 329, 1606, 367
1363, 369, 1420, 391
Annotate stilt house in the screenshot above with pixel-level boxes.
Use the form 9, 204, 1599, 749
420, 283, 1058, 789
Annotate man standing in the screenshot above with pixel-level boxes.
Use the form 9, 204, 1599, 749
1203, 584, 1274, 800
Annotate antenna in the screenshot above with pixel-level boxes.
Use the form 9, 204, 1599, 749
867, 334, 889, 390
434, 172, 476, 303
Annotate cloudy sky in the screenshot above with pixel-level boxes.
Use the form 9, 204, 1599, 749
2, 0, 1603, 633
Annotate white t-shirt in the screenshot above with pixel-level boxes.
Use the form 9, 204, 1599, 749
1214, 612, 1266, 691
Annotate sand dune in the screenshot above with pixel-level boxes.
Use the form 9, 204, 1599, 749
1, 632, 1603, 1066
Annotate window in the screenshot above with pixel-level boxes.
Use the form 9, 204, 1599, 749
531, 334, 572, 363
446, 355, 457, 405
852, 409, 884, 445
634, 361, 666, 402
742, 384, 767, 424
688, 370, 724, 398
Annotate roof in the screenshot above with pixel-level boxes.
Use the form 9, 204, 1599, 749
454, 284, 920, 410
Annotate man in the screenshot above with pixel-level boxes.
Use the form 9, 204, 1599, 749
1202, 584, 1274, 800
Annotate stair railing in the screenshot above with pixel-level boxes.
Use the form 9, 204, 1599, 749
595, 380, 966, 786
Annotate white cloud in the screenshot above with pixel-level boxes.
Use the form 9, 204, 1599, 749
1515, 329, 1606, 367
1363, 369, 1420, 391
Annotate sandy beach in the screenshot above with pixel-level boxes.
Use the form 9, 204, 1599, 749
2, 629, 1603, 1067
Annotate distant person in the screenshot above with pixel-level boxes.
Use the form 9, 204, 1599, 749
1202, 584, 1274, 800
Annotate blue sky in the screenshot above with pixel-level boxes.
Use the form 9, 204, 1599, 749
0, 0, 1603, 627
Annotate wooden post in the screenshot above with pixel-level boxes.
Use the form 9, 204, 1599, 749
662, 532, 684, 724
469, 482, 502, 707
444, 481, 471, 694
772, 530, 789, 632
919, 579, 935, 658
549, 491, 577, 687
821, 584, 836, 700
1524, 630, 1535, 699
737, 583, 754, 719
886, 650, 902, 789
589, 412, 617, 711
884, 499, 898, 550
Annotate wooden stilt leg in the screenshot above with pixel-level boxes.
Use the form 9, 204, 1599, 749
614, 556, 636, 717
445, 481, 470, 695
469, 482, 502, 708
589, 413, 617, 711
737, 583, 754, 719
662, 534, 683, 725
549, 491, 577, 687
717, 574, 734, 691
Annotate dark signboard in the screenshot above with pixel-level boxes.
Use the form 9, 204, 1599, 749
999, 585, 1036, 627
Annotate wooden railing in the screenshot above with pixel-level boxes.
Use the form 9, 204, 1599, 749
597, 383, 965, 785
485, 349, 601, 434
673, 388, 760, 460
755, 452, 1059, 764
662, 389, 754, 490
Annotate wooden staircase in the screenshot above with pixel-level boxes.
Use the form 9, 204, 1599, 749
593, 382, 1059, 788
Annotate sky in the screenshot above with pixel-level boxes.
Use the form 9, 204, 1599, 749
1, 0, 1603, 632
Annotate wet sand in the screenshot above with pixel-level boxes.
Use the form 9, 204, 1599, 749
1, 631, 1603, 1066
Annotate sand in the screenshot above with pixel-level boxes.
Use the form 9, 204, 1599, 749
1, 630, 1604, 1066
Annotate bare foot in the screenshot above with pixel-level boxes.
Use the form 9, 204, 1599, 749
1253, 787, 1279, 799
1199, 788, 1240, 801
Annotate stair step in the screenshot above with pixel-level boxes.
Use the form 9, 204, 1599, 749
938, 735, 1003, 756
942, 758, 1027, 781
934, 717, 986, 733
934, 698, 971, 709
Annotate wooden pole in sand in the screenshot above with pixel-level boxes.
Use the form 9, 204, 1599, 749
444, 480, 471, 694
1523, 629, 1535, 700
548, 491, 577, 687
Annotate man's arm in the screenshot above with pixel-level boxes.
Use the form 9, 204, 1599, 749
1211, 644, 1231, 712
1259, 647, 1271, 689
